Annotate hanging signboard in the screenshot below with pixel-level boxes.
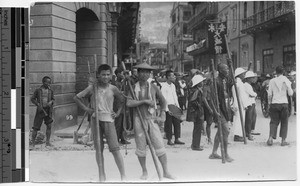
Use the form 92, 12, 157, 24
208, 21, 227, 54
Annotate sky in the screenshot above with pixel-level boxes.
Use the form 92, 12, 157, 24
140, 2, 173, 44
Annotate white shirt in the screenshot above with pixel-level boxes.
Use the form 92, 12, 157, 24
232, 78, 250, 109
244, 82, 257, 105
160, 82, 180, 111
268, 75, 293, 104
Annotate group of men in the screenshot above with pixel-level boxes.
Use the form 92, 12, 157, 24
30, 59, 294, 181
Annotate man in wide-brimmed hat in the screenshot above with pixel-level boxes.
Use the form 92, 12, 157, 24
126, 62, 175, 180
244, 71, 259, 140
231, 67, 249, 142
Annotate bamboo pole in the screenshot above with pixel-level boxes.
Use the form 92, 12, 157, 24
93, 54, 106, 181
224, 35, 247, 144
121, 62, 163, 180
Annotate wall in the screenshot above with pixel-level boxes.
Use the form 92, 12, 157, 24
255, 23, 295, 74
29, 2, 109, 131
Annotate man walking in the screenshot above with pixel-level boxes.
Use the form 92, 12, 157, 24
161, 70, 185, 145
267, 66, 293, 146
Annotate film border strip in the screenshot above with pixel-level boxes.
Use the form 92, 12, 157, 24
0, 7, 29, 182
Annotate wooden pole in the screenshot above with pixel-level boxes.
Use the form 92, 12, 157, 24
93, 54, 106, 181
211, 59, 226, 163
224, 35, 247, 144
121, 62, 163, 180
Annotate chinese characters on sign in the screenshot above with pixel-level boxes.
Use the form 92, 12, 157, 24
208, 22, 227, 54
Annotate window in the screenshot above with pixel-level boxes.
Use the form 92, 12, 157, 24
262, 49, 273, 73
172, 13, 176, 23
232, 5, 237, 30
183, 24, 188, 35
244, 2, 247, 19
183, 11, 191, 21
283, 44, 295, 72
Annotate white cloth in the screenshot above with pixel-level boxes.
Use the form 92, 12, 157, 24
178, 80, 186, 96
244, 82, 257, 105
160, 82, 180, 112
268, 75, 293, 104
134, 81, 157, 114
232, 78, 247, 136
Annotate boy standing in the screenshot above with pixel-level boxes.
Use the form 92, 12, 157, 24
30, 76, 55, 149
74, 64, 126, 181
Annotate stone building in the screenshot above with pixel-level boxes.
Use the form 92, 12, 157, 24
29, 2, 139, 130
186, 1, 295, 74
241, 1, 295, 74
167, 2, 193, 73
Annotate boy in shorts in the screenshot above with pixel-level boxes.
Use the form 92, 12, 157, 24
30, 76, 55, 149
74, 64, 126, 181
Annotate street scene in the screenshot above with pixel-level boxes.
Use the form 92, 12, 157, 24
27, 1, 297, 184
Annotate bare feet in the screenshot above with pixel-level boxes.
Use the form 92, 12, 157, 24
209, 153, 222, 159
225, 156, 234, 163
163, 172, 176, 180
267, 137, 273, 146
140, 171, 148, 180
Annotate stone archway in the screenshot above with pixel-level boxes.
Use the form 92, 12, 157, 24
75, 8, 100, 116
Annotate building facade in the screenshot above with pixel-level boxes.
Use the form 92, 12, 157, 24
241, 1, 295, 74
167, 2, 193, 73
29, 2, 139, 130
186, 2, 219, 71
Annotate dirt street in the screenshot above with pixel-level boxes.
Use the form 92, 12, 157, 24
29, 100, 298, 185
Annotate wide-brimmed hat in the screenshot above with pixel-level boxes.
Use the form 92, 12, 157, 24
192, 75, 206, 87
134, 62, 156, 70
234, 67, 247, 77
190, 69, 201, 75
245, 71, 257, 78
289, 71, 296, 76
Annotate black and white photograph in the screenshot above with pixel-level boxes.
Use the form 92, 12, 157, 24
1, 0, 298, 185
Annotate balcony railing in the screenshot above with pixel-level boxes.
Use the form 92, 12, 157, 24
242, 1, 295, 31
187, 3, 218, 31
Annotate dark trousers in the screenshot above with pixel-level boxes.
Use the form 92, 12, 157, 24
178, 96, 187, 110
114, 113, 125, 141
165, 112, 181, 140
245, 104, 256, 136
269, 104, 289, 139
192, 119, 204, 148
293, 94, 296, 112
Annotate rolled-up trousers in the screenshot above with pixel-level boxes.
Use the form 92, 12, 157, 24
269, 103, 289, 139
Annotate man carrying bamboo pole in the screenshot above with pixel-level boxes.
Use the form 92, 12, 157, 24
209, 63, 234, 163
126, 62, 175, 180
74, 64, 126, 181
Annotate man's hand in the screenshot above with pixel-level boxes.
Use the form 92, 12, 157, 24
143, 99, 155, 107
37, 105, 43, 112
111, 112, 119, 119
85, 107, 94, 115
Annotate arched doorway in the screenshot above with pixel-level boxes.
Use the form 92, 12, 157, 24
76, 8, 99, 116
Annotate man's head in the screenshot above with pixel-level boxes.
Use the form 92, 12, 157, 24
217, 63, 229, 78
137, 68, 152, 82
132, 68, 138, 77
114, 68, 124, 80
234, 67, 247, 80
275, 66, 284, 75
166, 70, 176, 83
97, 64, 112, 84
42, 76, 51, 88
